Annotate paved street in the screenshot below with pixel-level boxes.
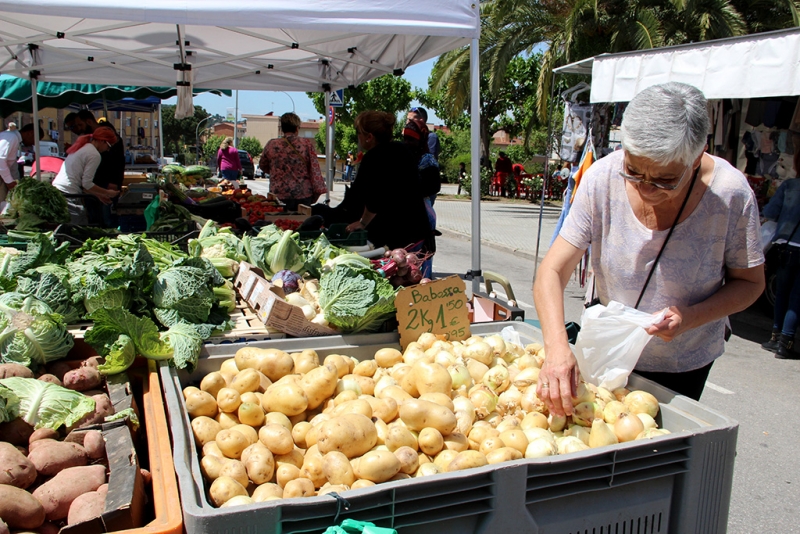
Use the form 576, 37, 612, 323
247, 177, 800, 533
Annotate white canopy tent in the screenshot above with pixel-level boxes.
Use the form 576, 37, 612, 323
0, 0, 485, 289
554, 26, 800, 102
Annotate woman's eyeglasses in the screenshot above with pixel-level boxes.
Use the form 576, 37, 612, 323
619, 165, 690, 190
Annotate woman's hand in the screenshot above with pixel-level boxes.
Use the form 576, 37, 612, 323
345, 220, 363, 233
645, 306, 691, 342
536, 343, 580, 417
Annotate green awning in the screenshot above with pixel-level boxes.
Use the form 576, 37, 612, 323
0, 76, 230, 116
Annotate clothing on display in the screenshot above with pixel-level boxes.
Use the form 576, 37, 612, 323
560, 101, 592, 163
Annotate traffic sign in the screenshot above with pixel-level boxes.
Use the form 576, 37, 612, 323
330, 88, 344, 107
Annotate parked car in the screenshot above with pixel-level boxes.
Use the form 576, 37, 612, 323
239, 149, 255, 179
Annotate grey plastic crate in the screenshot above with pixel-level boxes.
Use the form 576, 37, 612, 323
161, 322, 738, 534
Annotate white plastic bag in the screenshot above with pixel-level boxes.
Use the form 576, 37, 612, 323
761, 220, 777, 252
573, 301, 666, 390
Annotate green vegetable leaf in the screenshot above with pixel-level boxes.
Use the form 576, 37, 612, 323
85, 308, 172, 361
0, 377, 95, 430
16, 265, 84, 324
0, 384, 20, 423
160, 323, 204, 373
0, 293, 74, 369
105, 407, 140, 430
97, 334, 136, 376
266, 230, 305, 276
7, 178, 70, 231
318, 265, 397, 333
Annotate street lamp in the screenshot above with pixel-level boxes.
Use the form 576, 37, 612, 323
195, 114, 223, 164
278, 92, 296, 113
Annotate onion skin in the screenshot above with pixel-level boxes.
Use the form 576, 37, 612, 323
613, 412, 645, 443
623, 391, 660, 418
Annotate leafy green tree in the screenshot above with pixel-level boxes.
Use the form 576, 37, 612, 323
203, 135, 224, 164
161, 104, 211, 154
238, 136, 263, 159
307, 75, 414, 127
315, 122, 358, 160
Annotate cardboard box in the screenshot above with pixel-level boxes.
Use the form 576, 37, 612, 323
234, 261, 337, 337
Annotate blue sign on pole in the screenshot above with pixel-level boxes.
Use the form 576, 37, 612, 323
330, 89, 345, 107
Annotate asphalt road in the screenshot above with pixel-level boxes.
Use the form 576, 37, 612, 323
246, 177, 799, 532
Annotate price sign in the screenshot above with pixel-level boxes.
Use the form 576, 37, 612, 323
395, 275, 471, 349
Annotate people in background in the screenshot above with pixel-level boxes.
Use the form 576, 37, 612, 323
457, 162, 467, 195
407, 107, 440, 161
345, 151, 354, 182
52, 128, 120, 225
65, 111, 124, 226
342, 110, 431, 252
760, 141, 800, 360
217, 137, 243, 186
0, 124, 39, 202
259, 112, 327, 211
534, 82, 764, 410
495, 151, 513, 197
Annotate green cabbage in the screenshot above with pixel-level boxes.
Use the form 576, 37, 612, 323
0, 377, 95, 430
318, 265, 397, 333
0, 383, 20, 423
16, 265, 84, 324
0, 293, 74, 369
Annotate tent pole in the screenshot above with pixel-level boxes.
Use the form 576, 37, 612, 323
325, 91, 333, 203
533, 73, 558, 281
233, 90, 239, 148
469, 38, 481, 295
158, 104, 164, 162
30, 77, 42, 181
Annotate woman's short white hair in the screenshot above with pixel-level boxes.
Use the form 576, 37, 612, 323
620, 82, 709, 166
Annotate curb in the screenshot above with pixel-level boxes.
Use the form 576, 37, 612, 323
436, 227, 545, 262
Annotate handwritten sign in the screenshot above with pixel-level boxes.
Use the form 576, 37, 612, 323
395, 275, 471, 349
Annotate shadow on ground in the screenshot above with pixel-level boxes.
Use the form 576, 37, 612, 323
730, 298, 774, 344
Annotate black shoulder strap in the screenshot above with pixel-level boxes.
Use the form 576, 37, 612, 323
635, 164, 701, 309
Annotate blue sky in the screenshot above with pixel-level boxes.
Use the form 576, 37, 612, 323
162, 57, 439, 124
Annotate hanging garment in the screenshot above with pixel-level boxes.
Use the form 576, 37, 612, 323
560, 102, 592, 163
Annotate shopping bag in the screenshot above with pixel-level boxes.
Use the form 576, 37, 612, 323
143, 197, 160, 231
573, 301, 666, 390
760, 220, 777, 252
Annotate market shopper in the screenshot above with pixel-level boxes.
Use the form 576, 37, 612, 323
259, 112, 327, 211
0, 124, 39, 201
494, 151, 513, 197
52, 128, 120, 225
402, 119, 440, 277
216, 137, 243, 185
343, 111, 431, 251
407, 107, 440, 161
760, 143, 800, 359
533, 82, 765, 412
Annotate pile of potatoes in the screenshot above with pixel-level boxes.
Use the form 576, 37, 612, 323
0, 359, 147, 533
185, 333, 669, 508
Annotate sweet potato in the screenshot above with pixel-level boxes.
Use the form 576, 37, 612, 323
96, 484, 108, 497
63, 367, 102, 392
81, 356, 105, 370
38, 522, 60, 534
29, 428, 60, 444
32, 464, 107, 521
0, 442, 37, 489
0, 518, 7, 534
0, 418, 34, 445
83, 430, 105, 460
28, 438, 59, 453
37, 373, 63, 386
0, 363, 33, 378
46, 361, 72, 381
27, 441, 89, 476
0, 484, 46, 529
67, 490, 106, 525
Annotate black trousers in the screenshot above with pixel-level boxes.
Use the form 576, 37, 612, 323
634, 361, 714, 401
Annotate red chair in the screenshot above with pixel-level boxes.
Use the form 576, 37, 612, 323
490, 172, 504, 196
35, 156, 65, 174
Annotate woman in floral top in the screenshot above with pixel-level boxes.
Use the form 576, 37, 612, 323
258, 112, 327, 211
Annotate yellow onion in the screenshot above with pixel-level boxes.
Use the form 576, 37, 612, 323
506, 364, 521, 384
483, 365, 510, 393
516, 353, 541, 370
334, 377, 362, 396
483, 411, 502, 427
602, 400, 628, 424
564, 424, 591, 446
452, 396, 475, 415
431, 340, 455, 353
497, 385, 523, 415
525, 438, 557, 458
636, 413, 657, 430
466, 359, 490, 384
557, 436, 590, 454
524, 342, 543, 354
520, 412, 549, 431
373, 376, 398, 399
448, 363, 472, 390
512, 367, 541, 390
635, 428, 671, 440
469, 386, 498, 419
571, 382, 596, 404
464, 335, 484, 346
548, 414, 567, 432
451, 342, 466, 359
623, 390, 659, 418
433, 350, 456, 368
595, 386, 617, 404
523, 427, 555, 445
588, 418, 619, 448
571, 402, 601, 427
402, 346, 428, 366
614, 412, 645, 443
455, 409, 476, 435
495, 417, 520, 433
613, 387, 631, 402
417, 332, 439, 351
520, 387, 546, 414
484, 335, 507, 357
464, 341, 494, 366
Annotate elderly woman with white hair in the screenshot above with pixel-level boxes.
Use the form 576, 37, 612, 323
533, 82, 765, 412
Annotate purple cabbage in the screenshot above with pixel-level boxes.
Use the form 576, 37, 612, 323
271, 270, 301, 294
